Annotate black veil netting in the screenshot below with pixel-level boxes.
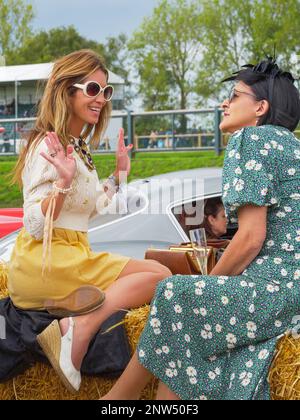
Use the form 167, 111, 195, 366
222, 57, 298, 102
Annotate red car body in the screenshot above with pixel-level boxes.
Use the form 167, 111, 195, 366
0, 208, 23, 238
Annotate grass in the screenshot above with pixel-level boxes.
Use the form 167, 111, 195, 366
0, 151, 224, 208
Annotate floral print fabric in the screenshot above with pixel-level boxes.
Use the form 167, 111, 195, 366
137, 126, 300, 400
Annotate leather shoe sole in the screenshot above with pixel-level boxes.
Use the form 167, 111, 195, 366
44, 285, 105, 317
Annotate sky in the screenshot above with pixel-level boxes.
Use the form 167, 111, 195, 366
29, 0, 159, 42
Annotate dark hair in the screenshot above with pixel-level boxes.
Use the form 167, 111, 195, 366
223, 58, 300, 132
201, 197, 224, 239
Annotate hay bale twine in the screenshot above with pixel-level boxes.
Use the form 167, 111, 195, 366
0, 263, 299, 400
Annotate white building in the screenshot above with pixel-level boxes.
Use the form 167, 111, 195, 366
0, 62, 126, 152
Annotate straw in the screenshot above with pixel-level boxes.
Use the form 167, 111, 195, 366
2, 263, 297, 400
268, 334, 300, 400
0, 267, 156, 400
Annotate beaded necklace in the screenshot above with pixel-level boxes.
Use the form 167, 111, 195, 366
69, 136, 96, 172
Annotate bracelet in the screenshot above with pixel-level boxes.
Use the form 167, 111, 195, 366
53, 181, 73, 194
108, 174, 119, 186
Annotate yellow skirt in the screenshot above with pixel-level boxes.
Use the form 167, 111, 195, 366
7, 228, 130, 310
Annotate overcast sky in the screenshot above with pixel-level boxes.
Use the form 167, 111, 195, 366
29, 0, 158, 42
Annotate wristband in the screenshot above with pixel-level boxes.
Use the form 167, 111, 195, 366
108, 174, 119, 186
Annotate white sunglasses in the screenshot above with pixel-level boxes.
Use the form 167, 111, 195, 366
73, 81, 114, 101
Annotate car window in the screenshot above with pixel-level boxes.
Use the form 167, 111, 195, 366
170, 194, 238, 240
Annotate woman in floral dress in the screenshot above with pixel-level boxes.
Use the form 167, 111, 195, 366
102, 58, 300, 400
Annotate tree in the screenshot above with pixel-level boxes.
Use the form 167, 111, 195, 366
196, 0, 300, 103
102, 34, 133, 106
129, 0, 300, 109
7, 26, 132, 107
0, 0, 34, 59
6, 26, 105, 64
104, 34, 129, 85
128, 0, 202, 111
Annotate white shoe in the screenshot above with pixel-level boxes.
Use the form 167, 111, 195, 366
37, 317, 81, 393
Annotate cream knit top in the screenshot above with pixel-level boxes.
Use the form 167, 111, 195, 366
22, 137, 122, 241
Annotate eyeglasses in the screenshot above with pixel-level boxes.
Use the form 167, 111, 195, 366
229, 88, 257, 103
73, 81, 114, 101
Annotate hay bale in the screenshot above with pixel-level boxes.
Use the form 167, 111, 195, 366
0, 262, 299, 400
0, 263, 155, 399
0, 262, 9, 299
0, 363, 157, 400
0, 304, 155, 400
269, 334, 300, 400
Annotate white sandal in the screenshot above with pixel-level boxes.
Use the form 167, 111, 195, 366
37, 317, 81, 393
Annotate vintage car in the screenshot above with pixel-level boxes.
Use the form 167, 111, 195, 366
0, 208, 24, 239
0, 168, 236, 263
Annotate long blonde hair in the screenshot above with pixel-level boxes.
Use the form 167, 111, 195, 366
12, 49, 112, 187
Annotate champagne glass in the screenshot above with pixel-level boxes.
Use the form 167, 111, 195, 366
189, 228, 208, 275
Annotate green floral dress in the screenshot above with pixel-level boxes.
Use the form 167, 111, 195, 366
138, 125, 300, 400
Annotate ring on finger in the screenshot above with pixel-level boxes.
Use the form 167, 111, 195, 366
50, 152, 58, 158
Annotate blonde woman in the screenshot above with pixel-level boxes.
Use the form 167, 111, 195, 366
6, 50, 171, 392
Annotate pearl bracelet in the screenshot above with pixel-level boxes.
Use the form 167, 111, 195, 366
53, 181, 73, 194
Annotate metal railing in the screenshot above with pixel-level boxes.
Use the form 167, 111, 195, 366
119, 107, 225, 155
0, 117, 36, 155
0, 110, 299, 156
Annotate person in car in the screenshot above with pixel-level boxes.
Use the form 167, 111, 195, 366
178, 197, 228, 239
2, 49, 171, 393
199, 197, 230, 262
201, 197, 228, 240
102, 57, 300, 400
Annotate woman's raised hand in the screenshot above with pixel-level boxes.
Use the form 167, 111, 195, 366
114, 128, 133, 182
40, 132, 77, 187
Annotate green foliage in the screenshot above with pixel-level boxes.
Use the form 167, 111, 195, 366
103, 33, 132, 106
2, 0, 300, 112
6, 24, 131, 106
196, 0, 300, 103
104, 34, 129, 84
134, 115, 172, 136
6, 26, 105, 65
128, 0, 300, 108
128, 0, 202, 110
0, 0, 34, 57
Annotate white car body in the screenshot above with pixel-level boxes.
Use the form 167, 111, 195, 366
0, 168, 225, 262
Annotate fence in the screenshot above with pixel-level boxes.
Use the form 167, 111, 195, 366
124, 108, 226, 155
0, 117, 36, 155
0, 109, 299, 156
